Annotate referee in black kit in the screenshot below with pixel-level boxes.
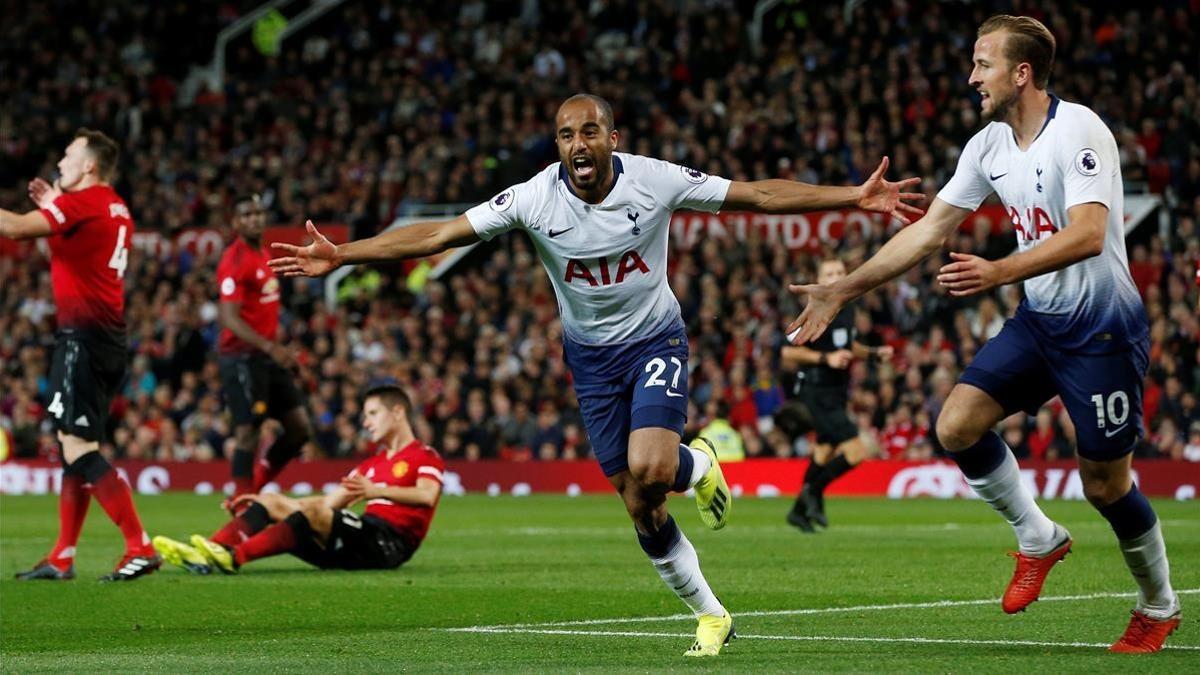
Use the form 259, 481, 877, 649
781, 258, 892, 532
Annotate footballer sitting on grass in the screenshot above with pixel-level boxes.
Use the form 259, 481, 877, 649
154, 383, 443, 573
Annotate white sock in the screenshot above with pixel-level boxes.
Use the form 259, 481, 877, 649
1118, 521, 1178, 618
649, 528, 725, 617
965, 449, 1058, 555
685, 445, 711, 487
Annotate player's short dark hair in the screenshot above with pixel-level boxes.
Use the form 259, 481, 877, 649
979, 15, 1056, 89
561, 93, 615, 132
232, 191, 263, 213
363, 383, 412, 414
75, 128, 119, 181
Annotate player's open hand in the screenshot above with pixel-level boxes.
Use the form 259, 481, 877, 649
786, 282, 846, 344
857, 157, 925, 225
28, 178, 61, 210
269, 220, 341, 277
937, 251, 1008, 296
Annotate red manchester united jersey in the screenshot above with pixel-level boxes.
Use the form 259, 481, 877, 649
216, 237, 281, 354
350, 440, 444, 547
38, 185, 133, 334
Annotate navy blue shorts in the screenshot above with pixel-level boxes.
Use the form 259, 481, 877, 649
563, 320, 690, 476
960, 309, 1148, 461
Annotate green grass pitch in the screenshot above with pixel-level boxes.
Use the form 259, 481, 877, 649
1, 493, 1196, 672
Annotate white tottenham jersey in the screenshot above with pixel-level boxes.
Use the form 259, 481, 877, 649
466, 152, 731, 344
938, 96, 1147, 352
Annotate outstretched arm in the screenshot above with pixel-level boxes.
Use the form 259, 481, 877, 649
787, 197, 972, 344
722, 157, 925, 224
1, 177, 61, 240
937, 202, 1107, 297
0, 209, 52, 240
269, 215, 479, 277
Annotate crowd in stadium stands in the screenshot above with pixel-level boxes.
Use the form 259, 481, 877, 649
2, 1, 1199, 465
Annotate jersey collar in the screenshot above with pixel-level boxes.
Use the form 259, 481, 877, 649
558, 155, 624, 204
1011, 93, 1059, 147
1034, 94, 1059, 142
385, 437, 422, 458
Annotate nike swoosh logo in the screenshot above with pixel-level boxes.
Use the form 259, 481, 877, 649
548, 228, 573, 238
1104, 424, 1128, 438
666, 390, 684, 398
989, 172, 1007, 180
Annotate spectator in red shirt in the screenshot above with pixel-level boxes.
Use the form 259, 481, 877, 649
1027, 408, 1064, 461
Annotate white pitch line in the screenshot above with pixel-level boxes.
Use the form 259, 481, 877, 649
448, 588, 1200, 631
450, 627, 1200, 652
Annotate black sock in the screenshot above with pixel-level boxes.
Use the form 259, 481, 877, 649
283, 511, 316, 543
231, 448, 255, 479
797, 458, 827, 502
803, 458, 826, 488
635, 515, 681, 559
241, 502, 271, 532
814, 455, 855, 492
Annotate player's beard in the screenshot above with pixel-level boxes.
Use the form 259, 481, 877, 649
982, 88, 1018, 123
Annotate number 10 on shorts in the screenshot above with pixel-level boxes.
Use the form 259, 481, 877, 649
1090, 390, 1129, 429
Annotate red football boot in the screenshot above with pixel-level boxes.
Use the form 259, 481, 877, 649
1110, 609, 1182, 653
1002, 535, 1073, 614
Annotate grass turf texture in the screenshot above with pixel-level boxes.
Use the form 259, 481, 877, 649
1, 493, 1196, 672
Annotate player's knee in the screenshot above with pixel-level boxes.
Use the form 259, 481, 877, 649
627, 454, 673, 488
935, 408, 979, 453
298, 500, 329, 526
284, 410, 313, 443
1080, 472, 1131, 508
233, 425, 258, 449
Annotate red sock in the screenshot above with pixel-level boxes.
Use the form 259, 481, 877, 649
232, 475, 255, 496
234, 520, 298, 567
92, 470, 152, 556
48, 473, 91, 571
210, 502, 270, 549
251, 460, 270, 493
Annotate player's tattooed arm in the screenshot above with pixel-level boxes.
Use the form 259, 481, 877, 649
938, 202, 1107, 297
723, 157, 924, 224
270, 216, 479, 276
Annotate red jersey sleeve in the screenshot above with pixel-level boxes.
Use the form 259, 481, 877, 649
39, 191, 92, 235
216, 248, 245, 304
415, 452, 445, 485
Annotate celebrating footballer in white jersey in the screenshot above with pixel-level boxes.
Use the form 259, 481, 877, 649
271, 93, 923, 657
788, 15, 1179, 653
